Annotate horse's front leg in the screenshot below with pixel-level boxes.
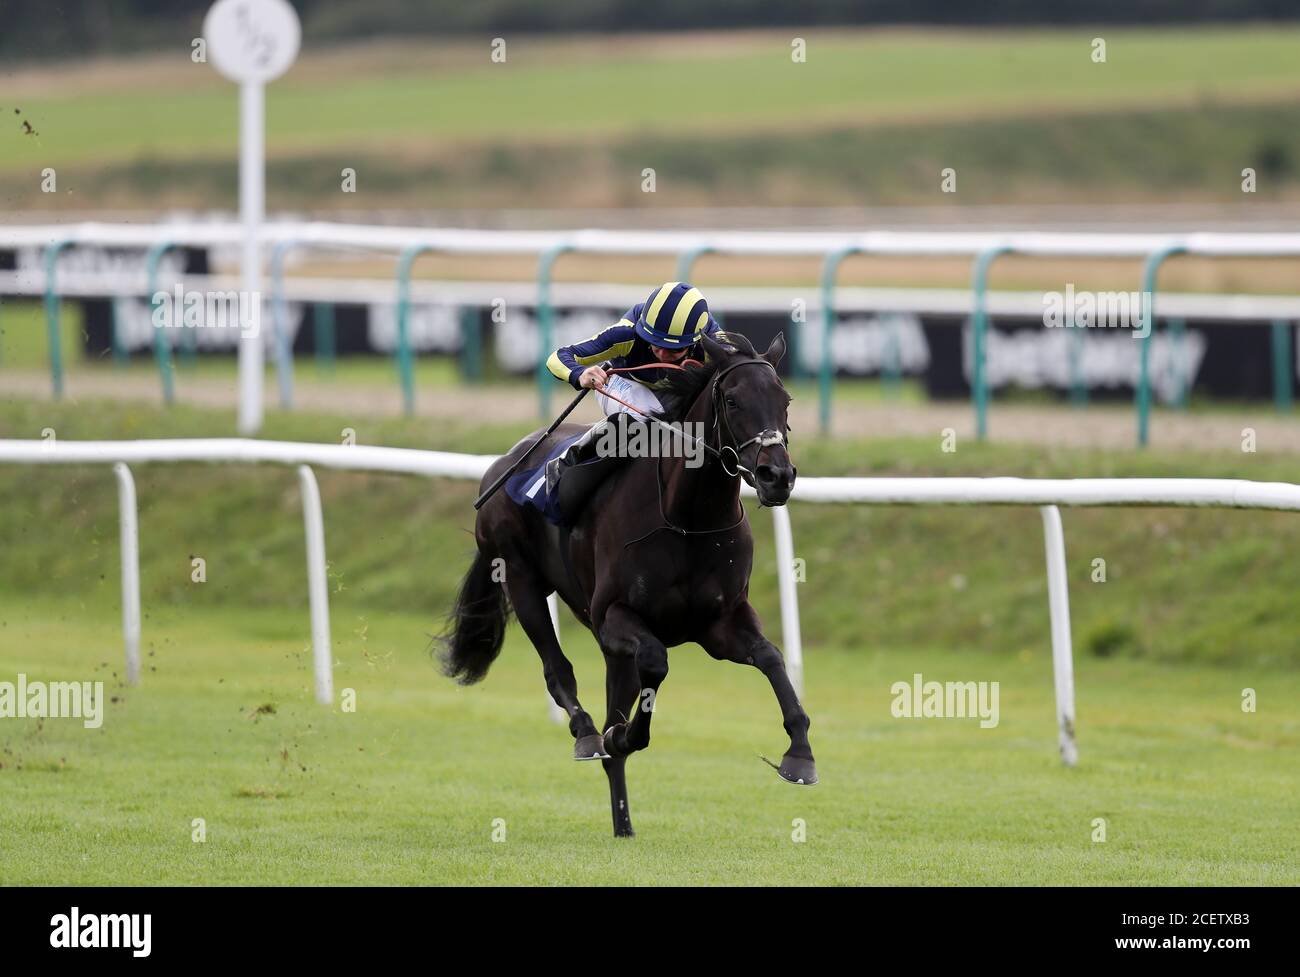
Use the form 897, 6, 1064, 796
702, 602, 816, 786
597, 603, 667, 758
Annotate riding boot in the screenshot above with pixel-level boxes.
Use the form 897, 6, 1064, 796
546, 418, 606, 496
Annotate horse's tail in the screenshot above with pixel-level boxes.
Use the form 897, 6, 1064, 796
436, 550, 511, 685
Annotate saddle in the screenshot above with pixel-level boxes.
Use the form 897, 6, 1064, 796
505, 412, 642, 527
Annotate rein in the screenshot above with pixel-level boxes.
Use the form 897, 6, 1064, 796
598, 359, 787, 484
595, 361, 740, 473
604, 356, 789, 548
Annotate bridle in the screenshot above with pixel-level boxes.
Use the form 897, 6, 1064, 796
607, 354, 793, 547
602, 357, 789, 486
708, 358, 789, 486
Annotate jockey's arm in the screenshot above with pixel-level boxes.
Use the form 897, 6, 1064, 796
545, 318, 637, 390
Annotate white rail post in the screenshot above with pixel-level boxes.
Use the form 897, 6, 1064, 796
1039, 505, 1078, 766
297, 465, 333, 705
204, 0, 301, 435
545, 592, 567, 724
113, 463, 142, 685
236, 79, 266, 436
770, 505, 804, 697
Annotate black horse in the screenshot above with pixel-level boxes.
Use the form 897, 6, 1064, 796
438, 332, 814, 837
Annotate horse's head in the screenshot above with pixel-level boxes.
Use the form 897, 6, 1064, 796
699, 332, 796, 506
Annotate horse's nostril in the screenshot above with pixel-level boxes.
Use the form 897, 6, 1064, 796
756, 464, 776, 483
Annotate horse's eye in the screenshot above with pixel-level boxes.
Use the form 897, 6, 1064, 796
725, 396, 738, 409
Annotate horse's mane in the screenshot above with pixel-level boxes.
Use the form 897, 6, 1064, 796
653, 331, 757, 422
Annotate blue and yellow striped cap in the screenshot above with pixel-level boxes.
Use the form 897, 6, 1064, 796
634, 282, 711, 349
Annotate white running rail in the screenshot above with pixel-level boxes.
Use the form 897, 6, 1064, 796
5, 438, 1299, 764
5, 221, 1300, 256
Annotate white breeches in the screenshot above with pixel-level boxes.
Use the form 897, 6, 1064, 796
596, 373, 663, 420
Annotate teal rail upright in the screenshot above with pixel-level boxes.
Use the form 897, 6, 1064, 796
675, 245, 713, 282
883, 312, 901, 398
1136, 244, 1186, 448
1272, 320, 1293, 414
394, 244, 437, 415
1068, 319, 1087, 407
143, 241, 180, 404
313, 303, 336, 374
459, 306, 482, 383
110, 297, 127, 366
146, 243, 197, 367
42, 239, 74, 399
818, 246, 863, 435
676, 242, 738, 347
970, 245, 1013, 440
1167, 318, 1189, 410
536, 244, 574, 418
775, 286, 807, 381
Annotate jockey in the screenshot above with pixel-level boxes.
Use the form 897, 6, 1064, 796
546, 281, 722, 417
544, 281, 723, 485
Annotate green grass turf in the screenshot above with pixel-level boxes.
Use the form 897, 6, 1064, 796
0, 391, 1297, 883
0, 301, 85, 371
0, 597, 1295, 885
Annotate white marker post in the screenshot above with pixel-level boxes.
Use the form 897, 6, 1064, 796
203, 0, 300, 435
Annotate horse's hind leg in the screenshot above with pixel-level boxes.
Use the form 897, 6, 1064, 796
601, 650, 639, 837
504, 570, 603, 759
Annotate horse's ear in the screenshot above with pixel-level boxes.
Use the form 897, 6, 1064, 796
699, 332, 734, 364
762, 332, 786, 368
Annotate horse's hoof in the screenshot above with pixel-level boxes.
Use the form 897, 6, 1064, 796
573, 734, 610, 761
769, 754, 818, 786
613, 825, 636, 839
602, 723, 630, 758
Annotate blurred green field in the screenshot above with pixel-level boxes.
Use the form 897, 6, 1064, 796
6, 26, 1300, 208
8, 28, 1300, 168
1, 597, 1295, 885
0, 396, 1297, 883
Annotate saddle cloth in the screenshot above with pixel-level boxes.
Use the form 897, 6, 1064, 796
504, 425, 634, 527
503, 433, 585, 525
